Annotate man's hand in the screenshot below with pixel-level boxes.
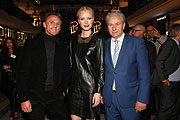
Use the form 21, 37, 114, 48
21, 100, 32, 113
62, 92, 66, 96
152, 27, 160, 38
162, 79, 170, 86
135, 101, 147, 112
92, 93, 101, 107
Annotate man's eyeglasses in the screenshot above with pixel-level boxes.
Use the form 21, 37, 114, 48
133, 30, 142, 32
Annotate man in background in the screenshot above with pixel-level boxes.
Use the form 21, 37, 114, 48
146, 25, 167, 54
152, 24, 180, 120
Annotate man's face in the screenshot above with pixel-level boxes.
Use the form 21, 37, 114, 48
133, 25, 145, 38
43, 15, 61, 36
107, 16, 125, 40
147, 25, 155, 38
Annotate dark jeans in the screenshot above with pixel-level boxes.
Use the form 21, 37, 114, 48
29, 96, 67, 120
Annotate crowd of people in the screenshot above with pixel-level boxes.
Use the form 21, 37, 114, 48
0, 5, 180, 120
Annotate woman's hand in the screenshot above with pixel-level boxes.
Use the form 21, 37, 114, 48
3, 65, 9, 70
92, 93, 101, 108
3, 65, 12, 72
101, 96, 104, 104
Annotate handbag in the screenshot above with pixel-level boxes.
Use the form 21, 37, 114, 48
6, 71, 16, 83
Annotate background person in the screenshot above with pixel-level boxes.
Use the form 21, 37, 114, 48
146, 25, 167, 54
133, 24, 157, 120
1, 37, 18, 120
152, 24, 180, 120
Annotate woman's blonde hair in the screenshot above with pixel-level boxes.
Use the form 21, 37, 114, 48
77, 6, 94, 18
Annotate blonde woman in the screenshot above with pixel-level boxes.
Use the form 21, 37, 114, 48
67, 6, 104, 120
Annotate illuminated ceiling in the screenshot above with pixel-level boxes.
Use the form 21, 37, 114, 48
0, 0, 179, 34
14, 0, 128, 18
126, 0, 180, 26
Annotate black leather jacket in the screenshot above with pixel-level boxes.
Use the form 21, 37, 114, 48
68, 33, 104, 118
70, 33, 104, 93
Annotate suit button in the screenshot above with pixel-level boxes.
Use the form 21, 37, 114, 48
114, 72, 116, 75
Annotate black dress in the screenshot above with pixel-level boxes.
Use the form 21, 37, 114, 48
68, 33, 104, 119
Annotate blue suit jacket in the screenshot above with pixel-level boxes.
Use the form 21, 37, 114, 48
102, 34, 151, 108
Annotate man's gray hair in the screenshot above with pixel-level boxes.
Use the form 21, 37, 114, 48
168, 24, 180, 37
105, 11, 126, 24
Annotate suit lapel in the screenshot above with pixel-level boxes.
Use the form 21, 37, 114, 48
39, 35, 47, 72
105, 37, 114, 70
115, 34, 129, 69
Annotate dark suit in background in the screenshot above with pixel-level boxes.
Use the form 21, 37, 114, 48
145, 41, 156, 74
152, 37, 180, 120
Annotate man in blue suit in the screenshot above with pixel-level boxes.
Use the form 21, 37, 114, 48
102, 11, 151, 120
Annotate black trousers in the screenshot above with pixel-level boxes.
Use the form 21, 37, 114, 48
29, 95, 67, 120
4, 85, 18, 117
140, 85, 160, 120
158, 81, 180, 120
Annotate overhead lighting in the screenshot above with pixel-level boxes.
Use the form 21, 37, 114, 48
119, 2, 128, 7
110, 0, 113, 4
111, 9, 120, 12
35, 0, 40, 5
157, 16, 166, 21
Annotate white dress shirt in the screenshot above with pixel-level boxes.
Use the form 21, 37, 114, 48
111, 33, 125, 63
111, 33, 125, 90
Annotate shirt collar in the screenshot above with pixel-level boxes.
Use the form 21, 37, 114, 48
111, 33, 125, 42
172, 38, 180, 46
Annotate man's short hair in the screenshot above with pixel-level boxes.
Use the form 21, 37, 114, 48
105, 11, 126, 24
43, 11, 62, 22
146, 24, 154, 28
168, 24, 180, 37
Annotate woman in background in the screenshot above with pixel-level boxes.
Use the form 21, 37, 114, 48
1, 37, 18, 120
67, 6, 104, 120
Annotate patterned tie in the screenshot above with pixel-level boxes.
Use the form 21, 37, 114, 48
112, 40, 119, 68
